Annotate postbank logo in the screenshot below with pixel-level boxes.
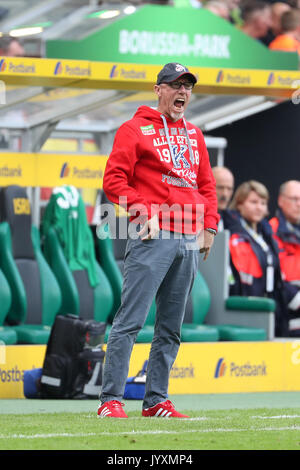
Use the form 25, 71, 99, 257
54, 60, 91, 77
59, 162, 103, 180
60, 162, 71, 178
267, 71, 297, 87
109, 65, 118, 79
54, 61, 63, 75
267, 72, 275, 85
0, 59, 36, 74
214, 357, 226, 378
216, 70, 224, 83
0, 59, 6, 72
109, 64, 146, 80
216, 70, 251, 85
214, 357, 268, 378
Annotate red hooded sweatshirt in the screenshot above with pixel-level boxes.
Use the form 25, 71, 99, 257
103, 105, 219, 234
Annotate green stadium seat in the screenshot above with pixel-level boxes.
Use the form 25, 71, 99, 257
0, 185, 62, 344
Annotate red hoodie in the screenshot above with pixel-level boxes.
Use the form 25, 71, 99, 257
103, 105, 219, 234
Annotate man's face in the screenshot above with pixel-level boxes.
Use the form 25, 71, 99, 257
154, 77, 193, 122
278, 181, 300, 224
271, 4, 291, 34
213, 168, 234, 211
254, 7, 272, 37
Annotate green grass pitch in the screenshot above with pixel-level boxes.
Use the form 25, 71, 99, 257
1, 393, 300, 450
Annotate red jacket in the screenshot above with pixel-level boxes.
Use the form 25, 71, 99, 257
269, 215, 300, 282
103, 106, 219, 234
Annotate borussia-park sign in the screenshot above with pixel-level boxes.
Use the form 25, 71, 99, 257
46, 5, 298, 71
119, 30, 231, 59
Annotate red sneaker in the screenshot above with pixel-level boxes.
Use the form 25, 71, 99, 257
97, 400, 128, 418
142, 400, 189, 418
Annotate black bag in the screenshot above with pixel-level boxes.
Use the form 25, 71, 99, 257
40, 314, 106, 399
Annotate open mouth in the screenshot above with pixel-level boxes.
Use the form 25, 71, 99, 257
174, 98, 185, 110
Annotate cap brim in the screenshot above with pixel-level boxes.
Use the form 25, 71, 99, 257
172, 72, 197, 84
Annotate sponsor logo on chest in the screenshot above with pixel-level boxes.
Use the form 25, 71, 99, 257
140, 124, 156, 135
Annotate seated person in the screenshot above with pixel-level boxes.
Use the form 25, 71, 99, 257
269, 180, 300, 336
261, 2, 291, 46
212, 166, 235, 231
227, 180, 288, 337
239, 0, 272, 42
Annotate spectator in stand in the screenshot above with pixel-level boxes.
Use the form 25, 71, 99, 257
212, 166, 235, 230
212, 166, 234, 211
261, 2, 292, 45
269, 9, 300, 55
269, 180, 300, 336
271, 2, 292, 35
203, 0, 230, 19
227, 180, 288, 336
239, 0, 273, 41
0, 35, 25, 57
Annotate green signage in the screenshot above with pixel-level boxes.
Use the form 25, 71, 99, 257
46, 5, 298, 70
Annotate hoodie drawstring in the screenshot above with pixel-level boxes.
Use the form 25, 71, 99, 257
183, 117, 195, 165
160, 114, 195, 167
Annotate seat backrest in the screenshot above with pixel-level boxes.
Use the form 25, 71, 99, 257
0, 185, 34, 259
0, 185, 61, 325
0, 186, 41, 323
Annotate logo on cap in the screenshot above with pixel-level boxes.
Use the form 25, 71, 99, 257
175, 64, 186, 72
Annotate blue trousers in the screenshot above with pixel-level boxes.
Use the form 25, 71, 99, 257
100, 230, 199, 408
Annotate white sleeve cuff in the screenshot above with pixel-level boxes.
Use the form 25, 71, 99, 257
288, 290, 300, 311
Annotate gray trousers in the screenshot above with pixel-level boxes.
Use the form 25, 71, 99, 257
100, 230, 199, 409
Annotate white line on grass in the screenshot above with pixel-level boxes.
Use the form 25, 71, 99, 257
252, 415, 300, 419
1, 426, 300, 440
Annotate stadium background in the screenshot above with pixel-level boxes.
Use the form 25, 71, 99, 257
0, 0, 300, 406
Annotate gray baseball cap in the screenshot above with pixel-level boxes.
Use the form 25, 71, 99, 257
156, 63, 197, 85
